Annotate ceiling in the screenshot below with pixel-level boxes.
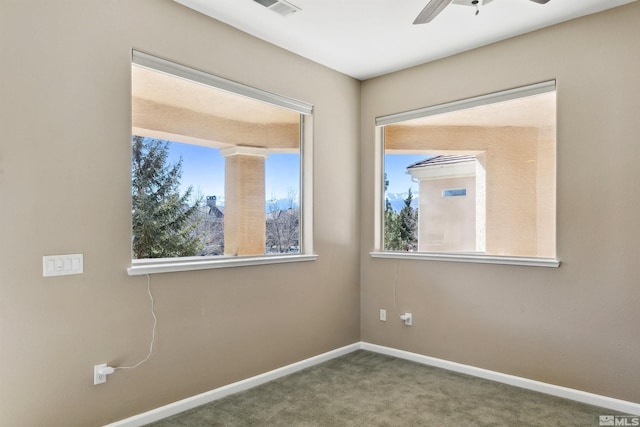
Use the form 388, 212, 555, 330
174, 0, 635, 80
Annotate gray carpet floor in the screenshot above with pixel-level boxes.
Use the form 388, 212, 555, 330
147, 350, 615, 426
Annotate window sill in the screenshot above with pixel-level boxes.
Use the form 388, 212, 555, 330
128, 254, 319, 275
369, 251, 560, 268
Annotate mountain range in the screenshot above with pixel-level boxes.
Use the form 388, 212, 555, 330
206, 193, 417, 213
385, 192, 420, 212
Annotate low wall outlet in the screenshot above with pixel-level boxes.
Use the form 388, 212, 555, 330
94, 364, 108, 385
380, 309, 387, 321
400, 313, 412, 326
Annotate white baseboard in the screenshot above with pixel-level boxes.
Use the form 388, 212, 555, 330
361, 342, 640, 415
106, 341, 640, 426
104, 343, 360, 427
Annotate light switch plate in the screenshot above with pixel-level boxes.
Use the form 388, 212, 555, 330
43, 254, 83, 277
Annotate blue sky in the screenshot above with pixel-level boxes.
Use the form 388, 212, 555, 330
384, 154, 431, 194
166, 141, 299, 204
164, 141, 429, 203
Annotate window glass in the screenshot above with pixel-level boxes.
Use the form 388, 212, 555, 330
131, 53, 309, 261
381, 83, 556, 258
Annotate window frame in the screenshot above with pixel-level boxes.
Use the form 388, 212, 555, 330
371, 81, 560, 268
128, 51, 316, 275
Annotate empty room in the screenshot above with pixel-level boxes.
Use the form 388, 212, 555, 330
1, 0, 639, 426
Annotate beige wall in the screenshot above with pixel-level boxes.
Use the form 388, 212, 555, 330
361, 1, 640, 405
2, 1, 640, 426
0, 1, 360, 426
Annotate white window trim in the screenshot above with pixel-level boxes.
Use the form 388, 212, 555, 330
132, 51, 313, 115
128, 254, 319, 276
129, 51, 316, 275
375, 80, 556, 127
369, 251, 559, 268
374, 81, 560, 268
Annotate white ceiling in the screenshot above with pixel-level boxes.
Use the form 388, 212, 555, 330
174, 0, 636, 80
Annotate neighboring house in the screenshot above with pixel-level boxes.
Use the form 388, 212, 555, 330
407, 155, 480, 253
197, 196, 299, 254
194, 196, 225, 255
206, 195, 224, 218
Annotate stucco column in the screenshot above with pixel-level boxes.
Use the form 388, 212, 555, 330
221, 147, 268, 256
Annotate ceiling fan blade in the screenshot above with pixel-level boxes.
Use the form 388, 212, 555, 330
529, 0, 551, 4
413, 0, 454, 25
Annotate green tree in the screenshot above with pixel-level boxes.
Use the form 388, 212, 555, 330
384, 173, 401, 250
131, 135, 203, 258
397, 188, 418, 251
384, 175, 418, 251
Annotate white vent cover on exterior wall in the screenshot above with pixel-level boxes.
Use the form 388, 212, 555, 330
252, 0, 300, 16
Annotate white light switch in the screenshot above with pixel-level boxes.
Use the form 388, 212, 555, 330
43, 254, 83, 277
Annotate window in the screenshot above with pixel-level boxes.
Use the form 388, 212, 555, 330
374, 81, 558, 267
128, 52, 315, 275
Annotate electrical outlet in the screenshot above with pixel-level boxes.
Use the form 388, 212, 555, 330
94, 364, 108, 385
379, 309, 387, 321
400, 312, 412, 326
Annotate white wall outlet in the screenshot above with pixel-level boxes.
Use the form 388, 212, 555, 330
43, 254, 83, 277
400, 312, 412, 326
94, 364, 108, 385
380, 309, 387, 321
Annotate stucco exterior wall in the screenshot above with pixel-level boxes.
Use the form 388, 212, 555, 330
386, 125, 551, 257
418, 175, 477, 252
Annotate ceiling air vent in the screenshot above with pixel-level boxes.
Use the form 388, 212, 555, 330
252, 0, 300, 16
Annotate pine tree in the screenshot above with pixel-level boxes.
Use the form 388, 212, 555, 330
398, 188, 418, 251
131, 136, 203, 258
384, 175, 418, 251
384, 173, 402, 250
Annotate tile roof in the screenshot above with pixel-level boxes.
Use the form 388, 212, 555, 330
406, 155, 476, 170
